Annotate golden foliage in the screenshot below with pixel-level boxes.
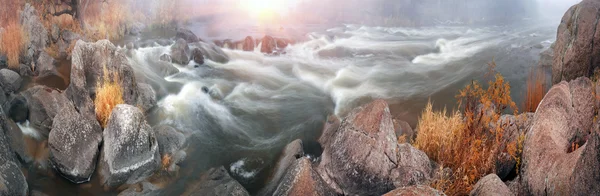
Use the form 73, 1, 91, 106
94, 65, 124, 128
523, 67, 547, 112
415, 61, 518, 195
161, 154, 172, 170
0, 22, 28, 69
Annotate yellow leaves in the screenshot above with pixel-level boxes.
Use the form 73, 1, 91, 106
94, 65, 124, 128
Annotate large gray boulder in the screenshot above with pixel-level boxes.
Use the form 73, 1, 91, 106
67, 40, 139, 123
521, 77, 600, 195
19, 3, 48, 64
182, 166, 249, 196
317, 100, 432, 195
0, 69, 22, 93
552, 0, 600, 84
469, 174, 514, 196
136, 83, 157, 113
153, 125, 186, 172
99, 104, 160, 188
49, 101, 102, 183
0, 110, 28, 196
495, 113, 533, 180
170, 39, 190, 65
176, 28, 200, 43
22, 86, 71, 136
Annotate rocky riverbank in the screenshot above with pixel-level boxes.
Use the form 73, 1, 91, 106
1, 0, 599, 195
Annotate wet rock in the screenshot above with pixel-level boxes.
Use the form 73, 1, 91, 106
2, 116, 30, 164
18, 64, 33, 77
495, 113, 533, 180
521, 77, 599, 195
49, 101, 102, 183
538, 43, 554, 68
118, 181, 160, 196
0, 69, 22, 93
137, 83, 157, 113
154, 125, 187, 171
260, 35, 277, 54
182, 166, 249, 196
22, 86, 71, 136
19, 3, 48, 59
191, 48, 205, 65
67, 40, 139, 122
149, 60, 179, 77
393, 119, 414, 142
470, 174, 513, 196
36, 51, 66, 88
4, 94, 29, 123
0, 110, 29, 196
383, 185, 445, 196
171, 39, 190, 65
99, 105, 160, 188
273, 157, 335, 196
176, 28, 200, 43
242, 36, 255, 51
191, 42, 229, 64
159, 54, 172, 63
258, 140, 304, 196
317, 100, 432, 195
552, 0, 600, 84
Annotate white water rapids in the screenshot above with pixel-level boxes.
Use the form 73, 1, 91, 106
122, 22, 556, 193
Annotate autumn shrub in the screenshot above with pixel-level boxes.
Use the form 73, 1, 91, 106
414, 61, 518, 195
0, 22, 28, 69
95, 65, 124, 128
523, 67, 546, 112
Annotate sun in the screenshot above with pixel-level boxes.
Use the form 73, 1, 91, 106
239, 0, 286, 19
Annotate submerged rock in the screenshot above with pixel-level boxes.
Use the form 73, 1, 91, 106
317, 100, 432, 195
552, 0, 600, 83
49, 102, 102, 183
22, 86, 71, 136
470, 174, 513, 196
521, 77, 599, 195
171, 39, 190, 65
99, 105, 160, 188
182, 166, 249, 196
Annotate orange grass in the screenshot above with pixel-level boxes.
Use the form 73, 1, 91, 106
94, 65, 124, 128
0, 22, 28, 69
523, 67, 547, 113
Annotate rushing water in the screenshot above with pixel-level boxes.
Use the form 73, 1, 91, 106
28, 21, 558, 194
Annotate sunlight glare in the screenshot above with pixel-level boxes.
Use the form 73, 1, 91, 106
239, 0, 286, 19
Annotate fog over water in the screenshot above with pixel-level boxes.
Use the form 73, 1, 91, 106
117, 0, 581, 194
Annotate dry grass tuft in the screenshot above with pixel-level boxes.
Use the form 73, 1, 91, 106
414, 61, 518, 195
94, 65, 124, 128
0, 22, 28, 69
161, 154, 172, 170
523, 67, 547, 112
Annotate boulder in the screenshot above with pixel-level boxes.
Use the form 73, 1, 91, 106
36, 51, 66, 89
182, 166, 250, 196
154, 125, 187, 172
19, 3, 48, 61
67, 40, 139, 122
18, 64, 33, 77
521, 77, 600, 195
22, 86, 71, 136
495, 113, 533, 180
176, 28, 200, 43
393, 119, 414, 142
191, 48, 205, 65
148, 60, 179, 77
317, 100, 432, 195
0, 110, 29, 196
171, 39, 190, 65
260, 36, 277, 54
242, 36, 255, 51
49, 102, 102, 183
272, 157, 335, 196
0, 69, 22, 93
191, 42, 229, 64
383, 185, 445, 196
258, 140, 304, 196
469, 174, 514, 196
159, 54, 172, 63
99, 105, 160, 188
552, 0, 600, 84
51, 24, 60, 43
136, 83, 157, 113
